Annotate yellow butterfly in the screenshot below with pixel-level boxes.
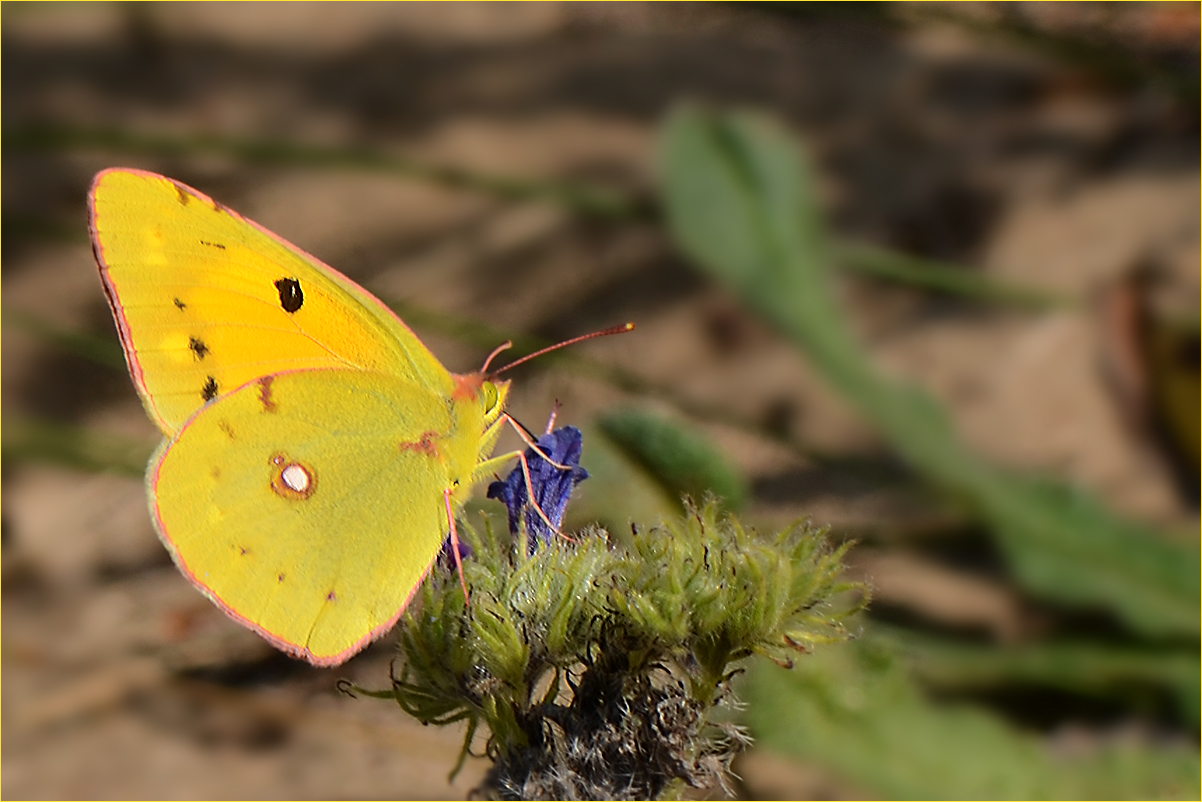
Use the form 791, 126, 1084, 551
90, 168, 594, 666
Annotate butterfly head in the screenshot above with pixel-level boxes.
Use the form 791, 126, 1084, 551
453, 372, 509, 409
452, 372, 511, 439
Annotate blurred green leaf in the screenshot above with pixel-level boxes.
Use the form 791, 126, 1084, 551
2, 213, 84, 246
4, 308, 127, 370
659, 106, 1200, 638
5, 124, 641, 220
743, 640, 1201, 800
915, 5, 1200, 109
3, 417, 154, 476
875, 625, 1200, 727
597, 407, 750, 513
833, 240, 1069, 310
12, 124, 1064, 309
565, 422, 680, 542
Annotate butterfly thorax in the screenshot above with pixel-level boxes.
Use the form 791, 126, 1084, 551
448, 374, 510, 504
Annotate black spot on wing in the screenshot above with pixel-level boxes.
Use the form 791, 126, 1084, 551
199, 240, 227, 250
189, 337, 210, 360
274, 278, 303, 313
202, 376, 219, 401
175, 185, 190, 206
173, 298, 187, 310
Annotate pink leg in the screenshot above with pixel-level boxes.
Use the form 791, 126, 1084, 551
445, 488, 470, 603
502, 411, 570, 470
516, 450, 576, 544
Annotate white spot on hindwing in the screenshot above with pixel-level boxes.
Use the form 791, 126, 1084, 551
281, 464, 309, 492
269, 453, 316, 500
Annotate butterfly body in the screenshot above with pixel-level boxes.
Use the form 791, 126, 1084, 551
90, 168, 508, 665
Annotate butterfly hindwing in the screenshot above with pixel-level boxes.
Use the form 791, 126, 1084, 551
150, 368, 466, 665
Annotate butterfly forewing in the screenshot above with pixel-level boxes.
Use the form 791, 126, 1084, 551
90, 168, 454, 434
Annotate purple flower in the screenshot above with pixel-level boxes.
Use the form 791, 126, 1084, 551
439, 532, 475, 566
487, 426, 589, 550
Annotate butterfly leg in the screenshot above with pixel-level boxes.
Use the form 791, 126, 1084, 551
514, 448, 575, 544
475, 447, 573, 544
445, 488, 471, 604
543, 401, 561, 434
500, 412, 572, 471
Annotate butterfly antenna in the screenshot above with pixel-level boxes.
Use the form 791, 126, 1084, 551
489, 323, 635, 378
480, 341, 514, 374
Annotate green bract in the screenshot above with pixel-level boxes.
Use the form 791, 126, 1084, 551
344, 501, 865, 800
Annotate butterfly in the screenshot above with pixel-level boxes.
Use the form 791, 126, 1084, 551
89, 167, 627, 666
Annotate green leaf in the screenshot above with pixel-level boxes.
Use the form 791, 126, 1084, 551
3, 417, 154, 477
596, 407, 750, 512
659, 106, 1200, 638
875, 625, 1200, 727
743, 640, 1201, 800
832, 240, 1069, 310
5, 124, 638, 220
557, 422, 680, 542
4, 307, 127, 371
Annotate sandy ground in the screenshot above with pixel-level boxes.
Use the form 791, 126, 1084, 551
3, 3, 1197, 798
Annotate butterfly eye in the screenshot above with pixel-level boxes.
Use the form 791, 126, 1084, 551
480, 382, 500, 413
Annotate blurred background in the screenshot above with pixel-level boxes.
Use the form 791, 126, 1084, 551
3, 2, 1198, 798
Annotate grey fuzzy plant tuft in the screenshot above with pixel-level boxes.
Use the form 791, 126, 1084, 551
343, 497, 866, 800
